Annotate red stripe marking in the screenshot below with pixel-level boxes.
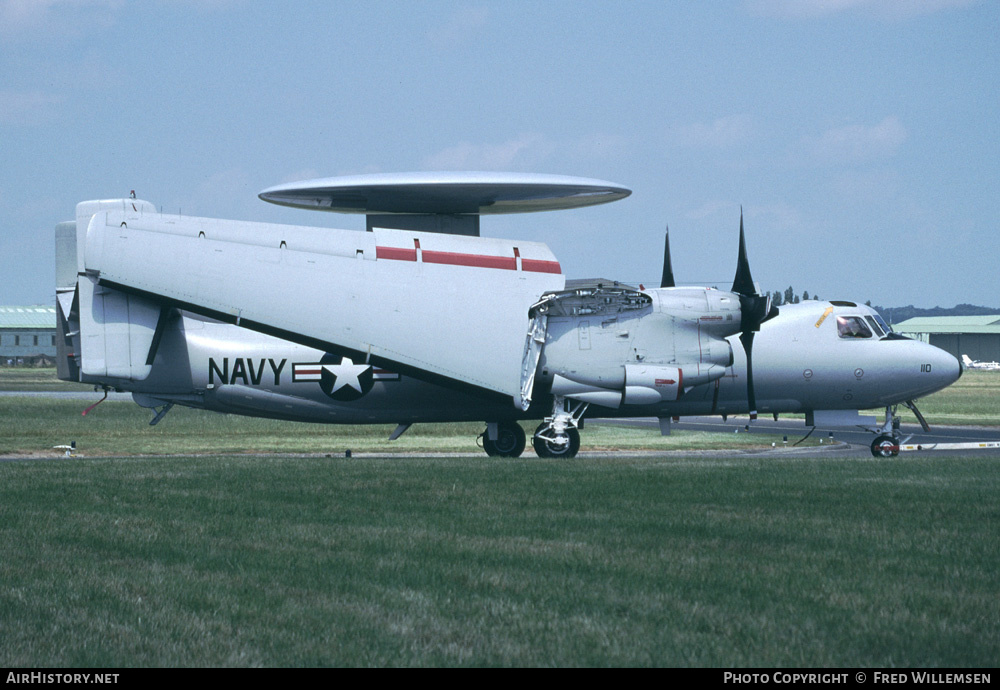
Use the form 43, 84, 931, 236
375, 246, 561, 274
376, 246, 417, 261
422, 250, 517, 270
521, 258, 562, 274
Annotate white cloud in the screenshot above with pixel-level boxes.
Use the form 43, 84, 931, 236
802, 116, 907, 164
0, 0, 55, 30
747, 0, 978, 20
667, 115, 754, 150
422, 133, 556, 171
0, 0, 122, 36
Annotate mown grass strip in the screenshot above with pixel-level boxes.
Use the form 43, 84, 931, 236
0, 397, 802, 457
0, 454, 996, 667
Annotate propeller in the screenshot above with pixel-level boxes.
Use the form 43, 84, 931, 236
660, 226, 675, 289
731, 210, 778, 420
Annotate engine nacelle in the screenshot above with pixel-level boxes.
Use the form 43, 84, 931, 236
651, 287, 743, 338
550, 363, 728, 409
623, 364, 682, 404
534, 282, 741, 410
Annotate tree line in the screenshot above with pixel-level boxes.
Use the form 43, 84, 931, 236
769, 287, 816, 306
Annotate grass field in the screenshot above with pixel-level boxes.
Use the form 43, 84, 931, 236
0, 396, 811, 456
897, 370, 1000, 426
0, 386, 809, 456
1, 454, 997, 667
2, 367, 998, 667
2, 367, 998, 457
0, 367, 82, 392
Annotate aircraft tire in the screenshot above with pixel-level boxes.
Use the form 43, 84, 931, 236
482, 421, 526, 458
532, 423, 581, 459
871, 434, 900, 458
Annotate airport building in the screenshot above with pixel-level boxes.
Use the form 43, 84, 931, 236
0, 305, 57, 366
895, 315, 1000, 363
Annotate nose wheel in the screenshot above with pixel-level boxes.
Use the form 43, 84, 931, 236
867, 404, 915, 457
871, 434, 900, 457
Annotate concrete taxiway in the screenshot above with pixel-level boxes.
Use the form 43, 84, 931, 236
597, 415, 1000, 457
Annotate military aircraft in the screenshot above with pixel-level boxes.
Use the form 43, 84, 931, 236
54, 172, 962, 458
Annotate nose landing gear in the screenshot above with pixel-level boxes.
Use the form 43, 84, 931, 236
867, 402, 929, 457
871, 434, 900, 457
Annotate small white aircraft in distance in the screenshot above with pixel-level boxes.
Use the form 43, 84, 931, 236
961, 354, 1000, 371
55, 172, 962, 458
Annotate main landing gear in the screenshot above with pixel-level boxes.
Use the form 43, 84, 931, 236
480, 421, 526, 458
533, 423, 581, 458
481, 396, 588, 459
532, 395, 586, 459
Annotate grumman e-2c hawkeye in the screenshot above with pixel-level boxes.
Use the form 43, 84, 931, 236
54, 172, 961, 458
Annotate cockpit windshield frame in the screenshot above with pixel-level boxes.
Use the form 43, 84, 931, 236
864, 315, 885, 337
872, 313, 892, 334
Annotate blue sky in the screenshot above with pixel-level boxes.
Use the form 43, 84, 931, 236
2, 0, 996, 308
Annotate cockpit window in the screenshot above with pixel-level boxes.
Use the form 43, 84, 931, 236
873, 313, 892, 334
837, 316, 873, 339
865, 315, 885, 337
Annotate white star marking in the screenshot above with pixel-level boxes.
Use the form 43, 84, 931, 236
322, 357, 370, 393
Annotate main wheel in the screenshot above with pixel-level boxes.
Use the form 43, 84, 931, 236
532, 423, 581, 459
482, 421, 526, 458
871, 434, 900, 457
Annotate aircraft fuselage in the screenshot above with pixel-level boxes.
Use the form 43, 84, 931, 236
79, 299, 960, 426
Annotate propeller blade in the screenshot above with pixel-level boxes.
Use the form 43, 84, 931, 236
730, 209, 773, 421
731, 209, 756, 297
740, 330, 757, 420
660, 226, 675, 289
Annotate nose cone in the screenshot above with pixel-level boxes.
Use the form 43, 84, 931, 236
907, 340, 962, 399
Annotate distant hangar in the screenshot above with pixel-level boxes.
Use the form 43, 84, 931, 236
895, 315, 1000, 364
0, 305, 57, 366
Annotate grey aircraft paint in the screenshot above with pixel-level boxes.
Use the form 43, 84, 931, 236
56, 178, 962, 458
